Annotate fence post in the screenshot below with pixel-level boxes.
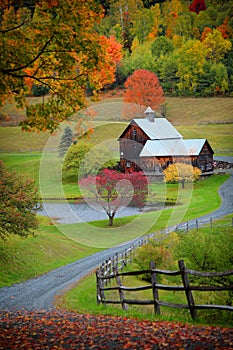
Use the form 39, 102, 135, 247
113, 266, 128, 311
178, 260, 197, 320
115, 252, 119, 272
150, 261, 160, 315
210, 217, 213, 229
96, 269, 105, 306
196, 219, 198, 231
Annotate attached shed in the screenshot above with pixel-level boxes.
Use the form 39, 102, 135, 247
118, 107, 214, 175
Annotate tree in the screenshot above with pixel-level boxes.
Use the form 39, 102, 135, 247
79, 169, 148, 226
62, 142, 93, 181
176, 39, 206, 94
151, 36, 174, 57
203, 29, 232, 63
123, 69, 165, 119
0, 160, 38, 240
58, 126, 73, 158
189, 0, 206, 14
163, 163, 201, 188
0, 0, 120, 132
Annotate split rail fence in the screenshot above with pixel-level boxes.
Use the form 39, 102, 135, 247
96, 259, 233, 320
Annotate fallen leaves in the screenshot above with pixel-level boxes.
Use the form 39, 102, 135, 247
0, 310, 232, 349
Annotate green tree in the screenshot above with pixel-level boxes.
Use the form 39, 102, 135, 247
151, 36, 174, 57
176, 39, 206, 94
0, 0, 117, 132
80, 144, 118, 178
0, 160, 38, 240
62, 142, 93, 181
58, 126, 74, 158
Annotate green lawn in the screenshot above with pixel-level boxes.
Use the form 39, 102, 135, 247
0, 216, 102, 287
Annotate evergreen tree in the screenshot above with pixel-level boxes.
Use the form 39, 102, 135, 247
58, 126, 73, 158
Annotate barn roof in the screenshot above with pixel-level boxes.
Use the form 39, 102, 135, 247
118, 117, 183, 140
140, 139, 211, 157
132, 118, 183, 140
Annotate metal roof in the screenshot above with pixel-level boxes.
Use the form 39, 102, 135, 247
140, 139, 207, 157
133, 118, 183, 140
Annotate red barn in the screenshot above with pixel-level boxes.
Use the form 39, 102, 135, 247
118, 107, 214, 176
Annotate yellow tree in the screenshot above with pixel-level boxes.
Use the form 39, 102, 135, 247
176, 39, 206, 93
203, 29, 232, 63
164, 163, 201, 188
0, 0, 120, 132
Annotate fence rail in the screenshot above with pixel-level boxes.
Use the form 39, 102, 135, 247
96, 260, 233, 320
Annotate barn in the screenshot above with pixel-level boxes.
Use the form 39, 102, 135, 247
118, 107, 214, 176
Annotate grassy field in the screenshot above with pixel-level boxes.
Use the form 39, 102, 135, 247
0, 216, 102, 288
0, 96, 233, 154
57, 215, 233, 327
0, 173, 229, 286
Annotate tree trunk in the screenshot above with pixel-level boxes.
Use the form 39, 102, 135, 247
108, 213, 115, 226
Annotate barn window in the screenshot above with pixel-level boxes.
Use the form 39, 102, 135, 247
126, 161, 131, 168
132, 129, 137, 140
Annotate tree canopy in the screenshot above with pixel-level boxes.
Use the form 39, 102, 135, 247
0, 0, 122, 132
0, 160, 38, 240
79, 170, 148, 226
164, 163, 201, 187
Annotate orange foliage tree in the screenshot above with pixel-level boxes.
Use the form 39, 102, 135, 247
123, 69, 165, 120
0, 0, 122, 132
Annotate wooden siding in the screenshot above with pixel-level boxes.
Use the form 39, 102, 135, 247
118, 122, 214, 175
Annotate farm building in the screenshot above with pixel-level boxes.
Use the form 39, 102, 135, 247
118, 107, 214, 176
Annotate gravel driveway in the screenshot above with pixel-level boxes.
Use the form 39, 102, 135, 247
0, 172, 232, 312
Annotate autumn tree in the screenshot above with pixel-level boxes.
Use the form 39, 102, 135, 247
123, 69, 165, 119
163, 163, 201, 188
0, 0, 121, 132
189, 0, 206, 14
79, 169, 148, 226
0, 160, 38, 240
203, 29, 232, 63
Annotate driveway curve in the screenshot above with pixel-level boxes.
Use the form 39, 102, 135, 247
0, 172, 232, 312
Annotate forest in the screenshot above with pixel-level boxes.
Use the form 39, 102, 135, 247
1, 0, 233, 132
97, 0, 233, 97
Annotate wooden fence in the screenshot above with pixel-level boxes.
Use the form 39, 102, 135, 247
96, 260, 233, 320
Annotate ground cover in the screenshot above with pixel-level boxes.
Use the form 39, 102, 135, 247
1, 310, 232, 349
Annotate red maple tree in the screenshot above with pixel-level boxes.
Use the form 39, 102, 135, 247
79, 169, 148, 226
189, 0, 206, 14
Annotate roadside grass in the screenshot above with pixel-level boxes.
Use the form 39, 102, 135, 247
0, 216, 102, 288
57, 215, 233, 327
